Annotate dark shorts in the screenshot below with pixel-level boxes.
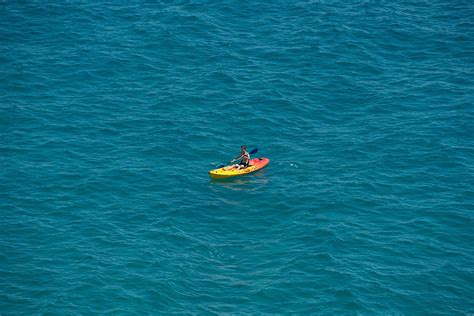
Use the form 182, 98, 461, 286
239, 160, 249, 167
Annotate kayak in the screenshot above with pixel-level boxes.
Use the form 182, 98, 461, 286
209, 158, 270, 179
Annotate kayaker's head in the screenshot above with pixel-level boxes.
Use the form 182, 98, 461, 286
241, 145, 246, 152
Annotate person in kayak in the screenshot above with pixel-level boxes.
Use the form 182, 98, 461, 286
231, 145, 251, 169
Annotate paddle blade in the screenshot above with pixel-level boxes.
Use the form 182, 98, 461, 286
249, 148, 258, 155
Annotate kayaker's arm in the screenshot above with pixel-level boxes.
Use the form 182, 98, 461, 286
231, 154, 243, 163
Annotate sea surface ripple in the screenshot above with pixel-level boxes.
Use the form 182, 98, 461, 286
1, 1, 473, 314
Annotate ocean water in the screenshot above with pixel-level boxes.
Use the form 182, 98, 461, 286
1, 1, 473, 314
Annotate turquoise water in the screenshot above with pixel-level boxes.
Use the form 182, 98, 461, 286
1, 1, 473, 314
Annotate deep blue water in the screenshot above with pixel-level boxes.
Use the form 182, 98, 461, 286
1, 1, 473, 314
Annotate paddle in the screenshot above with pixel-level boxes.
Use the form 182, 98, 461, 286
249, 148, 258, 155
218, 148, 258, 168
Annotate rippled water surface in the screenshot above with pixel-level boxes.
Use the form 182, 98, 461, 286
1, 1, 473, 314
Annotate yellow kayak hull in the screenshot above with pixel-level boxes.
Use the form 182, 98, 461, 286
209, 158, 270, 179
